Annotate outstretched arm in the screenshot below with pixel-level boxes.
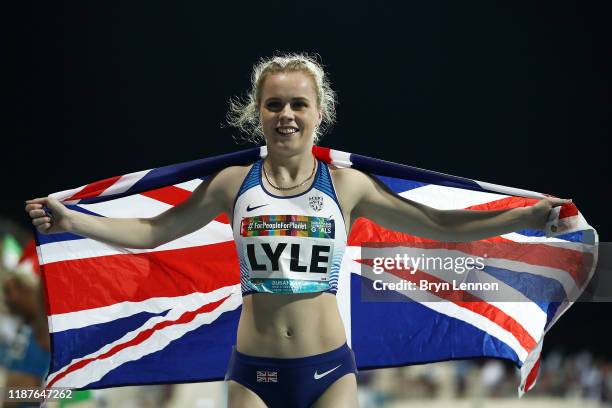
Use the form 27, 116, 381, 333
337, 169, 570, 242
25, 167, 240, 249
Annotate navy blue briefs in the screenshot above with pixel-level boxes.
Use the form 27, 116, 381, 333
225, 343, 357, 408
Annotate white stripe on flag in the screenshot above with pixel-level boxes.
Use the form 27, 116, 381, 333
50, 186, 88, 202
329, 149, 353, 168
501, 232, 579, 244
79, 192, 173, 218
483, 256, 579, 298
519, 338, 543, 397
99, 169, 151, 197
48, 284, 241, 333
38, 220, 233, 264
174, 179, 204, 192
399, 184, 509, 210
475, 180, 546, 199
337, 246, 358, 348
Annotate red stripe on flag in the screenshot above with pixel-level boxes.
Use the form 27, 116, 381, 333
42, 241, 239, 315
559, 203, 579, 219
18, 239, 40, 275
66, 176, 122, 201
466, 197, 579, 221
312, 146, 332, 163
47, 294, 231, 388
140, 186, 191, 206
524, 357, 541, 391
463, 196, 539, 211
214, 213, 230, 224
138, 187, 229, 223
359, 259, 537, 352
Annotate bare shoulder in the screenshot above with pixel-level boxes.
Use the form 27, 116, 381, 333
211, 164, 252, 197
210, 164, 253, 210
214, 164, 252, 184
328, 165, 372, 190
328, 166, 372, 212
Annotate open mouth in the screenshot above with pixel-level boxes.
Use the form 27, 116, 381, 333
275, 126, 299, 136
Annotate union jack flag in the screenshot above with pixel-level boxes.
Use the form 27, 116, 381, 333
256, 371, 278, 383
34, 146, 597, 395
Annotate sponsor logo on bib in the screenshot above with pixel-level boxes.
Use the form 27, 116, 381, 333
241, 215, 335, 239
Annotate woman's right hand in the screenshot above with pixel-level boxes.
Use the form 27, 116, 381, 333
25, 197, 72, 234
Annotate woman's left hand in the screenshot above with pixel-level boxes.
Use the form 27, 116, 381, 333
528, 197, 573, 230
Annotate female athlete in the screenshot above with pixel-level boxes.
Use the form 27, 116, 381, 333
25, 53, 569, 407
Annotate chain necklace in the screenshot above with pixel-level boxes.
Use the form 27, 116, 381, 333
262, 157, 317, 191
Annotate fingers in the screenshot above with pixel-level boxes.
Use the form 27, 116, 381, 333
25, 197, 59, 234
25, 198, 49, 212
27, 209, 47, 218
26, 206, 41, 219
33, 209, 47, 217
25, 197, 48, 205
36, 223, 51, 233
549, 197, 573, 207
32, 217, 51, 226
32, 216, 52, 233
25, 203, 43, 212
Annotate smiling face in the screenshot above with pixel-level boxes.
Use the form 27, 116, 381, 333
259, 71, 322, 157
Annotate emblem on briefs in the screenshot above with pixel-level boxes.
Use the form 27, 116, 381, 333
257, 371, 278, 383
309, 195, 324, 212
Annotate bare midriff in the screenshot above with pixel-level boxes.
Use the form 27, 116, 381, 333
236, 292, 346, 358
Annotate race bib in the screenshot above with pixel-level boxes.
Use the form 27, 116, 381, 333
240, 215, 336, 293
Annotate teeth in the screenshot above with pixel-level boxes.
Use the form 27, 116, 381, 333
277, 128, 298, 134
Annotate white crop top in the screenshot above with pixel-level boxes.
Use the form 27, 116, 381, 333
232, 159, 347, 296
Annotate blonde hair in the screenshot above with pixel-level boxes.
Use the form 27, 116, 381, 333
226, 52, 337, 144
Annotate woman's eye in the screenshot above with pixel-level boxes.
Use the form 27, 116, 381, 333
266, 101, 307, 110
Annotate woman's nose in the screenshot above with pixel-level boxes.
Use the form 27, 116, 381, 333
279, 103, 294, 119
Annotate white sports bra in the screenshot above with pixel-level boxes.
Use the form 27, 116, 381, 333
232, 159, 347, 296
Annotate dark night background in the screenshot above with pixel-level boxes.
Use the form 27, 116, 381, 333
6, 1, 611, 357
